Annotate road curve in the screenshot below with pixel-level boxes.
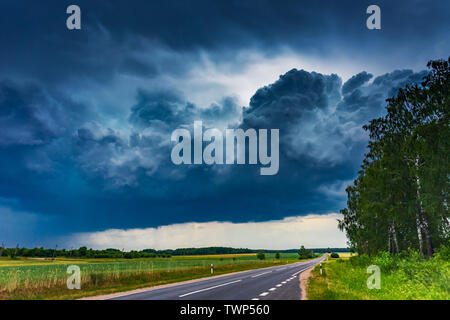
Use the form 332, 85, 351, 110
109, 254, 326, 300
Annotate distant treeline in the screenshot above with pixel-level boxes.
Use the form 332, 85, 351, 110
143, 247, 254, 256
145, 247, 349, 255
0, 246, 348, 259
0, 247, 171, 259
263, 248, 349, 254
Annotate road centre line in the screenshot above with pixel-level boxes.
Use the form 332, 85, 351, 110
251, 271, 272, 278
179, 279, 242, 297
292, 267, 308, 277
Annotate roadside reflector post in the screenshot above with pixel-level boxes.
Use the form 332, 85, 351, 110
211, 264, 214, 274
320, 263, 323, 275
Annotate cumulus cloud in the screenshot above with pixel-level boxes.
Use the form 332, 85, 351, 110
71, 89, 242, 187
0, 65, 428, 234
318, 180, 353, 198
65, 213, 347, 250
242, 67, 427, 165
342, 72, 373, 95
73, 122, 165, 187
129, 89, 241, 130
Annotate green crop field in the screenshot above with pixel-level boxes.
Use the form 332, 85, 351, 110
0, 252, 304, 299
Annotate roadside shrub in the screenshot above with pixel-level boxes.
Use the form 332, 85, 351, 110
298, 246, 313, 259
330, 253, 339, 258
349, 254, 370, 267
405, 249, 423, 263
373, 251, 397, 272
434, 245, 450, 261
257, 251, 265, 260
398, 250, 410, 259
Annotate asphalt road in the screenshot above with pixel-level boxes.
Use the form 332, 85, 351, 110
110, 254, 326, 300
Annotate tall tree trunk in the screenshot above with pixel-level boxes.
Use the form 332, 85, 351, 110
416, 214, 424, 255
414, 158, 426, 256
391, 222, 399, 254
421, 211, 434, 257
388, 233, 391, 254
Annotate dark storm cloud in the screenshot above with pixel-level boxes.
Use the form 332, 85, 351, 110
243, 70, 341, 129
0, 0, 448, 246
70, 90, 241, 189
78, 68, 429, 217
337, 69, 429, 120
1, 0, 448, 85
129, 89, 241, 129
0, 66, 429, 244
241, 68, 429, 166
342, 72, 373, 95
118, 57, 158, 78
0, 81, 65, 146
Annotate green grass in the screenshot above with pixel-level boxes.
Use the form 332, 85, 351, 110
0, 252, 304, 299
307, 249, 450, 300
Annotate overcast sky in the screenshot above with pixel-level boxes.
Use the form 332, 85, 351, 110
0, 0, 448, 249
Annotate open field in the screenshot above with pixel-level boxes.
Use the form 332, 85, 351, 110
324, 252, 354, 260
0, 252, 306, 299
307, 249, 450, 300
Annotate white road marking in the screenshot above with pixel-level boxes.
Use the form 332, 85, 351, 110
269, 288, 277, 291
276, 284, 282, 287
260, 292, 269, 296
251, 271, 272, 278
282, 281, 287, 284
179, 279, 242, 297
252, 298, 259, 300
292, 268, 307, 276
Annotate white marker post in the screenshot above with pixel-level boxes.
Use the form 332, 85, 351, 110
320, 263, 323, 275
211, 264, 214, 274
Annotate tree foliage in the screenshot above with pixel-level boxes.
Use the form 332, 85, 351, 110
298, 245, 314, 259
257, 250, 266, 260
339, 58, 449, 257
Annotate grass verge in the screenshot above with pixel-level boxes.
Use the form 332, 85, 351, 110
307, 248, 449, 300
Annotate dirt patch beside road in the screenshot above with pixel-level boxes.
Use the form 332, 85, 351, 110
299, 265, 316, 300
